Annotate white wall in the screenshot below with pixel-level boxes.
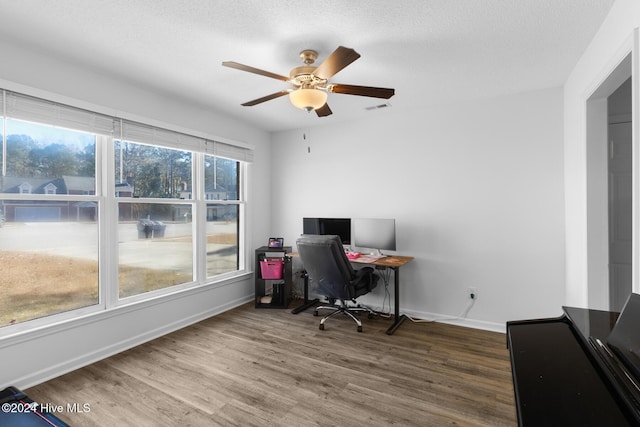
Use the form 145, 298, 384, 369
0, 39, 272, 388
564, 0, 640, 307
271, 87, 566, 331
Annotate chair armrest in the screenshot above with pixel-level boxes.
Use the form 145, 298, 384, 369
354, 266, 374, 280
351, 267, 378, 295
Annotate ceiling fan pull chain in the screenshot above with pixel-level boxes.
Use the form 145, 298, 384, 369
304, 129, 311, 153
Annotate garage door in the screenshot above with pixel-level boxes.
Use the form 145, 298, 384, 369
15, 207, 61, 221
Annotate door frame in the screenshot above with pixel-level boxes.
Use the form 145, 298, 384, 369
585, 29, 638, 310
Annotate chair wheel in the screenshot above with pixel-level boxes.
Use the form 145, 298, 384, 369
319, 323, 324, 330
357, 326, 363, 332
313, 310, 318, 316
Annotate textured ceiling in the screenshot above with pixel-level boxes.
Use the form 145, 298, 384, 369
0, 0, 615, 132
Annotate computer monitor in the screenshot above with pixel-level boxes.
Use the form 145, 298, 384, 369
353, 218, 396, 254
302, 217, 351, 245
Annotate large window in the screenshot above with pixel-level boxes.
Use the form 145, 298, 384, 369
0, 119, 99, 325
115, 141, 195, 298
206, 204, 239, 277
0, 89, 251, 330
118, 202, 194, 298
205, 155, 240, 277
114, 141, 192, 199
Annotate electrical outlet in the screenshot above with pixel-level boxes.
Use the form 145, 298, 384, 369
468, 287, 478, 300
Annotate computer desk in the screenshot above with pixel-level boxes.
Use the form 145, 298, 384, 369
290, 253, 414, 335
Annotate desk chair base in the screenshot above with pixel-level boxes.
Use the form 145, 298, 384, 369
313, 300, 375, 332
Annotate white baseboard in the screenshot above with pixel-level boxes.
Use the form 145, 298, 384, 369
402, 308, 506, 334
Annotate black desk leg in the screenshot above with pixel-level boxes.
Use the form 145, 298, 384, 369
291, 272, 319, 314
386, 266, 407, 335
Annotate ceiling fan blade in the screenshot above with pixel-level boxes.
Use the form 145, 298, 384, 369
222, 61, 289, 82
328, 84, 395, 99
313, 46, 361, 80
315, 103, 332, 117
241, 91, 290, 106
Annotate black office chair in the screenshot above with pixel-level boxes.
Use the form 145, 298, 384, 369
296, 234, 379, 332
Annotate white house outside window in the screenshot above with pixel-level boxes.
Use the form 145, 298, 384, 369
19, 183, 31, 194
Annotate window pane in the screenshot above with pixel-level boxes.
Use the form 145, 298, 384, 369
205, 156, 238, 201
2, 119, 96, 194
206, 204, 239, 277
115, 141, 192, 199
118, 203, 193, 298
0, 203, 99, 327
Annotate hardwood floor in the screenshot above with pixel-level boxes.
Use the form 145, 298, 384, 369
27, 302, 517, 426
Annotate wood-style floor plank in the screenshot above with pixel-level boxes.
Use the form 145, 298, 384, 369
26, 302, 517, 426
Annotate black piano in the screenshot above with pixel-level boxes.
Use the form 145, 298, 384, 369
507, 293, 640, 426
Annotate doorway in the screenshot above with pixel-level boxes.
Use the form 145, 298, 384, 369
608, 78, 632, 311
586, 53, 633, 311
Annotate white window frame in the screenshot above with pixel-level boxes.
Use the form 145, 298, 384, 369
0, 88, 253, 336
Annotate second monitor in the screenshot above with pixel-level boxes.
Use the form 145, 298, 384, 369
353, 218, 396, 254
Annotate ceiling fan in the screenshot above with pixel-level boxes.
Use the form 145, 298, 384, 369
222, 46, 395, 117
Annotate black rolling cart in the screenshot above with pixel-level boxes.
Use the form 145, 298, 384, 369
255, 246, 292, 308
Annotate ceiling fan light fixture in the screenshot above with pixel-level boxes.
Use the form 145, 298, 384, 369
223, 46, 394, 118
289, 88, 327, 112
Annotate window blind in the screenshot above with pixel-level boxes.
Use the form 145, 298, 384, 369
117, 119, 203, 152
118, 119, 253, 163
3, 90, 253, 163
204, 139, 254, 163
4, 91, 115, 136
